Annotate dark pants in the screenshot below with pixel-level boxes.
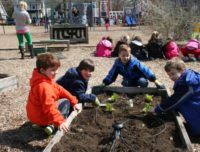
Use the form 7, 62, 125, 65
58, 98, 72, 118
122, 77, 148, 87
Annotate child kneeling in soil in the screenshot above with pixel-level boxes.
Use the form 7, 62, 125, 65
26, 53, 79, 135
102, 44, 164, 89
150, 57, 200, 136
57, 59, 100, 107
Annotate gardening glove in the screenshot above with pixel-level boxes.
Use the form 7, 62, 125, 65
86, 88, 92, 94
94, 97, 101, 107
155, 80, 165, 89
149, 107, 155, 113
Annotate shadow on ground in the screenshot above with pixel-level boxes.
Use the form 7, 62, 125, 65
0, 122, 49, 152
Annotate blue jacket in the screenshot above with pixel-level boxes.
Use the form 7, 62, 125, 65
103, 56, 156, 85
57, 67, 96, 103
155, 69, 200, 135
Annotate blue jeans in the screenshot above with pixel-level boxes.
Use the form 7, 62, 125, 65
58, 98, 72, 118
122, 77, 148, 87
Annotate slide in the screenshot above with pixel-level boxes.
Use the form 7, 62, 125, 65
125, 16, 137, 25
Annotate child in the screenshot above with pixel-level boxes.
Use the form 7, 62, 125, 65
12, 1, 33, 59
129, 36, 148, 60
163, 36, 179, 59
57, 59, 100, 106
181, 38, 200, 62
150, 57, 200, 136
95, 36, 113, 57
112, 35, 130, 57
103, 44, 164, 88
105, 17, 110, 31
146, 31, 164, 60
26, 53, 79, 135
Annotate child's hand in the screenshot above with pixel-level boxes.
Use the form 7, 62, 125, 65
73, 104, 81, 111
59, 121, 69, 132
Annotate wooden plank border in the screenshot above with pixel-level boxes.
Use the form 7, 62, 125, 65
43, 104, 82, 152
166, 89, 194, 152
0, 75, 18, 92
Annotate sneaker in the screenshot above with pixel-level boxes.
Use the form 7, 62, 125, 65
196, 56, 200, 61
182, 56, 190, 62
189, 56, 196, 62
44, 125, 55, 135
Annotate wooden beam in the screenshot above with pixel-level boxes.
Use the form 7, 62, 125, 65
43, 104, 82, 152
166, 88, 193, 152
92, 86, 167, 96
0, 75, 18, 92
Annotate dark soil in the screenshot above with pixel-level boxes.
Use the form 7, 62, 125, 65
52, 94, 186, 152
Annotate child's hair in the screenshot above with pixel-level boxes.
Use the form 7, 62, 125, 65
77, 59, 95, 72
19, 1, 28, 10
118, 44, 131, 54
167, 36, 173, 41
36, 53, 60, 72
164, 57, 186, 72
107, 36, 113, 43
149, 31, 160, 43
120, 35, 130, 44
132, 36, 142, 42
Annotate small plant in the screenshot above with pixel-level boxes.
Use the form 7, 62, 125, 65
106, 103, 115, 112
142, 103, 153, 113
145, 94, 153, 102
108, 93, 119, 103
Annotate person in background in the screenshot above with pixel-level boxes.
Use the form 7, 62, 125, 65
181, 38, 200, 62
146, 31, 164, 60
150, 57, 200, 136
112, 35, 130, 57
105, 17, 110, 31
129, 36, 148, 60
12, 1, 33, 59
103, 44, 165, 89
26, 53, 79, 135
95, 36, 113, 57
57, 59, 100, 107
163, 36, 179, 60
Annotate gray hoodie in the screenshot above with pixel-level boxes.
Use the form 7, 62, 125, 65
12, 9, 31, 32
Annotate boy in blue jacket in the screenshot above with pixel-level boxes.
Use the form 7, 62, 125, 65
103, 44, 164, 88
150, 58, 200, 136
57, 59, 100, 106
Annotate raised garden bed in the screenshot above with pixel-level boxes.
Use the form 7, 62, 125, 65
0, 74, 18, 92
50, 87, 192, 152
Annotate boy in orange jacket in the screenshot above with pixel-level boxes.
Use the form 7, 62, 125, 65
26, 53, 79, 135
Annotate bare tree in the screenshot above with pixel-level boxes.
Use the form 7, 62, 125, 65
143, 0, 200, 40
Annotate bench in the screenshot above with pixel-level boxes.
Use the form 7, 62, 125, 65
25, 39, 70, 53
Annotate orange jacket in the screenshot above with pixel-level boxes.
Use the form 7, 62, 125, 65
26, 68, 78, 127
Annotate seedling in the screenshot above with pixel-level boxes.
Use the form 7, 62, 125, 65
108, 93, 119, 103
106, 103, 115, 112
145, 94, 153, 102
142, 103, 153, 113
